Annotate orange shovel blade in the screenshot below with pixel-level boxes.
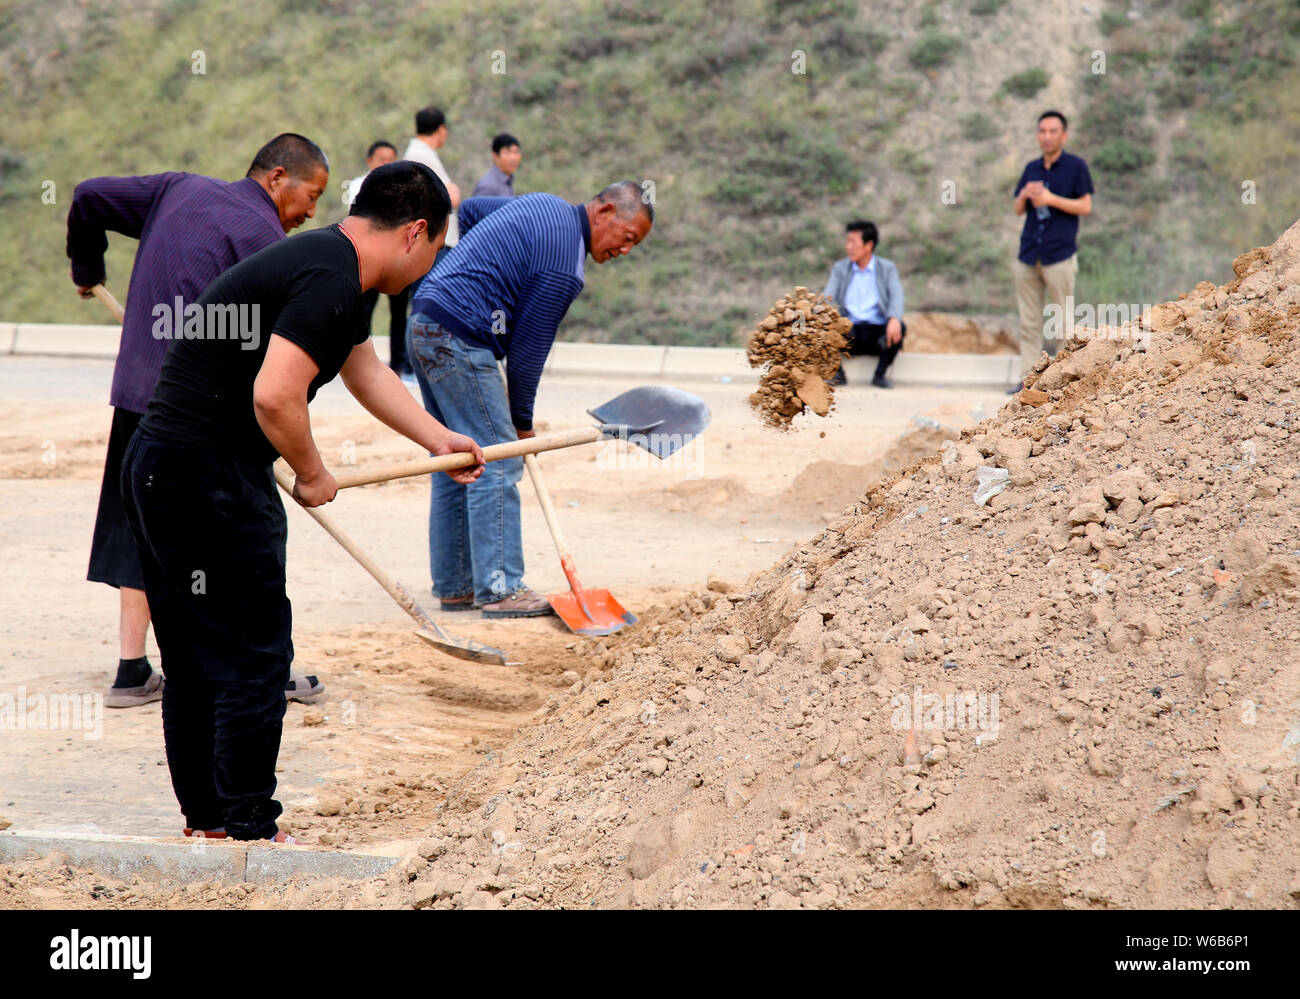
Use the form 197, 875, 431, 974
548, 588, 637, 636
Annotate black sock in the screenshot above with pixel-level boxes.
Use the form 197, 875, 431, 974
113, 656, 152, 688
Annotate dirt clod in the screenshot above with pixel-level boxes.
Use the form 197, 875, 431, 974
746, 288, 850, 428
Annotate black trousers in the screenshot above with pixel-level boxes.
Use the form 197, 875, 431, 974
120, 432, 291, 840
848, 319, 907, 379
363, 283, 413, 374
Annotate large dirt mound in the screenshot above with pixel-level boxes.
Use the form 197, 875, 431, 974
370, 221, 1300, 910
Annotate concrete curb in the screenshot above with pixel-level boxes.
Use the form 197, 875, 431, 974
4, 322, 1019, 386
0, 830, 399, 885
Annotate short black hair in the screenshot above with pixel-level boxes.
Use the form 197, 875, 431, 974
415, 106, 446, 136
846, 219, 878, 247
349, 161, 451, 240
492, 132, 521, 154
246, 133, 329, 180
366, 140, 396, 159
1038, 109, 1068, 129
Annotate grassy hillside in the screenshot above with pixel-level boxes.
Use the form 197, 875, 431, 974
1, 0, 1297, 345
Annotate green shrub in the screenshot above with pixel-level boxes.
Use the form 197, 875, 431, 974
1091, 137, 1156, 173
1001, 67, 1049, 98
1099, 10, 1128, 35
909, 32, 961, 68
713, 127, 858, 215
960, 112, 999, 141
971, 0, 1005, 14
510, 70, 561, 105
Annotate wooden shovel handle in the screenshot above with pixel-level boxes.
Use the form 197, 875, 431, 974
91, 284, 125, 323
86, 282, 607, 492
272, 464, 437, 631
333, 425, 604, 488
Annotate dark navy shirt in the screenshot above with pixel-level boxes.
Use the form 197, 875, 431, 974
1014, 151, 1094, 266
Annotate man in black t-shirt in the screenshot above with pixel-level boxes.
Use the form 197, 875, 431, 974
122, 161, 484, 842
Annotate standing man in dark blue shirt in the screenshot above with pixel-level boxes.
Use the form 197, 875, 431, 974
407, 181, 652, 618
1012, 110, 1093, 389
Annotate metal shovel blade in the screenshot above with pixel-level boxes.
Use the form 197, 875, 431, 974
549, 587, 638, 637
588, 386, 711, 458
412, 625, 512, 666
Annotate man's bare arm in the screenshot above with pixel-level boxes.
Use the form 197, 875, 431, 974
1013, 183, 1036, 216
253, 334, 336, 506
339, 340, 484, 483
1032, 189, 1091, 217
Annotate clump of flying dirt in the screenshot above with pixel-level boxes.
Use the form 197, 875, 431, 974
747, 288, 850, 429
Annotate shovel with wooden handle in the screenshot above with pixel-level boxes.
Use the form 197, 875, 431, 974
332, 385, 711, 489
524, 453, 635, 636
87, 284, 510, 666
272, 465, 510, 665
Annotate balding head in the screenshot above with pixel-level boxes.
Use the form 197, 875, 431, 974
585, 180, 654, 263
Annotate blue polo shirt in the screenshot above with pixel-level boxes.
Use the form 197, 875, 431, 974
1014, 150, 1093, 266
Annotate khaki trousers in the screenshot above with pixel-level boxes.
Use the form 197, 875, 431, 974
1014, 253, 1077, 380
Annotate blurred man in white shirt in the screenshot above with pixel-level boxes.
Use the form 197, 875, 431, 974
342, 140, 397, 207
402, 107, 460, 248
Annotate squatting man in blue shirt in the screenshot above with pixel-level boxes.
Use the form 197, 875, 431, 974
822, 220, 907, 388
407, 181, 653, 618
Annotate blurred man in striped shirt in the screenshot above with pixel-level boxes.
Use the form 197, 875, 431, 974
66, 133, 329, 707
407, 181, 653, 617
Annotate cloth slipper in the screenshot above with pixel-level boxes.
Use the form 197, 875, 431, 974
104, 670, 164, 709
286, 670, 325, 703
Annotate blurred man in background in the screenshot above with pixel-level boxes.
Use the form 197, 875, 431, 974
344, 140, 411, 377
397, 107, 462, 377
67, 133, 331, 709
342, 140, 397, 206
406, 182, 652, 618
471, 133, 522, 198
402, 107, 461, 249
1011, 110, 1093, 391
822, 220, 906, 388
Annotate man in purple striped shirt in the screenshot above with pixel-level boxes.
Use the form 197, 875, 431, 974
66, 133, 329, 708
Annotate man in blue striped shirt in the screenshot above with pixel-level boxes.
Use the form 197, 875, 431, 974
408, 180, 653, 617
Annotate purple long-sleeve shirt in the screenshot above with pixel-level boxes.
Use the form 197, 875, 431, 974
66, 172, 284, 413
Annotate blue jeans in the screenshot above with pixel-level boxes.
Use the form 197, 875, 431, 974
406, 313, 525, 605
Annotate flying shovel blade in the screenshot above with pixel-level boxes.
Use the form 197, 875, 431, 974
588, 386, 711, 458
